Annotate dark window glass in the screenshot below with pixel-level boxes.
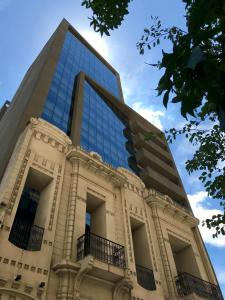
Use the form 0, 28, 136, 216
42, 31, 119, 134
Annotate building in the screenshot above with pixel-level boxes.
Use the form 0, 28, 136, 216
0, 19, 223, 300
0, 100, 10, 122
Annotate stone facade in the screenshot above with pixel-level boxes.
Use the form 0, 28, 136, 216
0, 118, 220, 300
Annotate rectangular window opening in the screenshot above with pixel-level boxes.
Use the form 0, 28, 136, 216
9, 168, 53, 251
130, 217, 156, 291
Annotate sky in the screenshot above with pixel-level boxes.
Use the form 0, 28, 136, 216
0, 0, 224, 296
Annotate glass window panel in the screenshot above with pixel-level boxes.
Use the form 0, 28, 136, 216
80, 81, 133, 171
42, 30, 122, 149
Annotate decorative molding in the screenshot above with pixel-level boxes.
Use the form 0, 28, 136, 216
117, 167, 145, 189
129, 205, 145, 221
142, 200, 158, 273
113, 276, 133, 300
125, 182, 144, 197
73, 256, 94, 300
63, 159, 79, 260
67, 147, 127, 187
32, 152, 58, 175
167, 228, 191, 244
0, 257, 48, 276
30, 117, 72, 153
7, 149, 31, 214
53, 257, 93, 300
87, 187, 105, 200
124, 199, 133, 262
129, 211, 144, 222
150, 206, 177, 297
48, 175, 61, 230
31, 162, 53, 176
145, 189, 199, 227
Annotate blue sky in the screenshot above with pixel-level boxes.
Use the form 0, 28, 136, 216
0, 0, 224, 296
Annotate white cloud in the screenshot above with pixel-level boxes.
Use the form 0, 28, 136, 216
120, 66, 144, 101
80, 30, 110, 61
132, 101, 164, 130
120, 64, 154, 104
0, 0, 11, 11
188, 191, 225, 247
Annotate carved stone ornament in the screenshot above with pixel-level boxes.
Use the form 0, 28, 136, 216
145, 188, 199, 227
73, 255, 94, 300
113, 276, 133, 300
67, 147, 127, 187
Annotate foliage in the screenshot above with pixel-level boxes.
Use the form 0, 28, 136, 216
81, 0, 132, 36
82, 0, 225, 236
137, 1, 225, 129
166, 115, 225, 237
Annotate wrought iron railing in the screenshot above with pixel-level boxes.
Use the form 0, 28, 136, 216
9, 218, 44, 251
27, 224, 44, 251
136, 264, 156, 291
175, 272, 223, 300
77, 232, 126, 268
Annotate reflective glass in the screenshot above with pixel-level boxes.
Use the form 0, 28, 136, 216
80, 81, 131, 170
42, 31, 119, 134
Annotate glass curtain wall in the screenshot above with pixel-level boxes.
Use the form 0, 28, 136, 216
42, 31, 119, 134
80, 81, 131, 170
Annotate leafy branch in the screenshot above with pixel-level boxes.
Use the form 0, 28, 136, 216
81, 0, 132, 36
166, 115, 225, 237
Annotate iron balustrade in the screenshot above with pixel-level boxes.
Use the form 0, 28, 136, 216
9, 218, 44, 251
136, 264, 156, 291
27, 224, 44, 251
175, 272, 223, 300
77, 232, 126, 268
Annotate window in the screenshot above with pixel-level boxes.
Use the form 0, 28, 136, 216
168, 234, 201, 278
9, 168, 53, 251
80, 81, 139, 173
42, 31, 120, 134
76, 192, 125, 268
130, 217, 156, 291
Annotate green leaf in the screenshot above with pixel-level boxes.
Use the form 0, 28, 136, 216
163, 90, 170, 108
171, 97, 181, 103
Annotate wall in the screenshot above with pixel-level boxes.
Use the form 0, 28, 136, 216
0, 119, 220, 300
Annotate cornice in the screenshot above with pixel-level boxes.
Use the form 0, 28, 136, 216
117, 167, 145, 189
145, 189, 199, 227
30, 117, 72, 153
67, 147, 127, 187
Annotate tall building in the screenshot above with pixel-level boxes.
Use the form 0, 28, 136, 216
0, 19, 223, 300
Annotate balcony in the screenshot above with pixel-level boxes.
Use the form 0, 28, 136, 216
9, 218, 44, 251
77, 232, 126, 269
136, 264, 156, 291
136, 148, 179, 183
132, 132, 173, 166
175, 272, 223, 300
140, 166, 188, 208
130, 120, 167, 150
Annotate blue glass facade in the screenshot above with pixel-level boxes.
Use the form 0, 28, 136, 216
42, 31, 119, 134
41, 30, 137, 172
80, 81, 131, 169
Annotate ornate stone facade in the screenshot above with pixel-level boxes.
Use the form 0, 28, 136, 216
0, 119, 220, 300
